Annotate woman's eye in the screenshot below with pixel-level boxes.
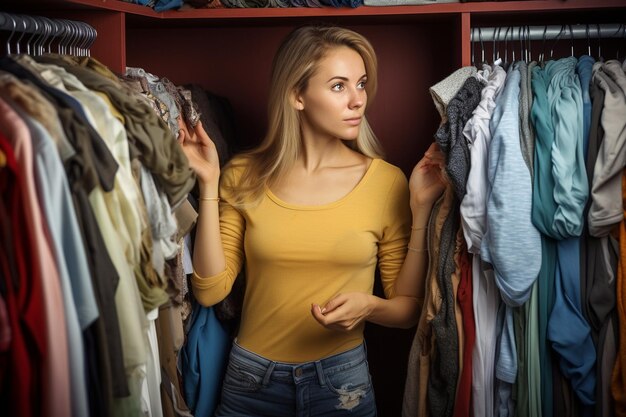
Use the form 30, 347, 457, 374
357, 80, 367, 89
331, 83, 344, 91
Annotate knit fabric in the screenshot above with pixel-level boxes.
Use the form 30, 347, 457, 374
429, 66, 477, 122
435, 76, 485, 200
428, 194, 460, 417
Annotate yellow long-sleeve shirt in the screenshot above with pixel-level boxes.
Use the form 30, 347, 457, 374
192, 157, 411, 362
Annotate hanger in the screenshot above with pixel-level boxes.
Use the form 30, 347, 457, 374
44, 17, 60, 54
503, 26, 511, 66
597, 24, 604, 61
585, 24, 591, 57
4, 13, 16, 55
57, 19, 71, 55
13, 15, 28, 55
478, 26, 485, 65
33, 16, 51, 56
524, 25, 533, 63
516, 26, 523, 63
549, 24, 566, 60
538, 25, 548, 63
1, 13, 96, 57
568, 24, 574, 57
25, 15, 40, 55
613, 23, 626, 61
493, 26, 502, 65
512, 26, 517, 63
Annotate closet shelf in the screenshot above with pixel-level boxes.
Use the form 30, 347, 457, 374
10, 0, 625, 20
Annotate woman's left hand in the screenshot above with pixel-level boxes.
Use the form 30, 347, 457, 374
409, 142, 447, 210
311, 293, 373, 332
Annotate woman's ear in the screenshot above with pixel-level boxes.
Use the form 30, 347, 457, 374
290, 90, 305, 111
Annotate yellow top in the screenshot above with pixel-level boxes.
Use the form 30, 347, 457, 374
192, 157, 411, 362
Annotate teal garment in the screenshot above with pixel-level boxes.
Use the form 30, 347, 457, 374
549, 237, 596, 406
532, 56, 595, 409
531, 63, 558, 238
532, 57, 588, 239
531, 57, 588, 240
533, 56, 558, 405
548, 57, 588, 238
180, 303, 231, 417
535, 56, 595, 406
538, 236, 557, 417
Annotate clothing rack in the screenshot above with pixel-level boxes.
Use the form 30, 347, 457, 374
0, 12, 97, 56
471, 23, 624, 42
470, 23, 625, 63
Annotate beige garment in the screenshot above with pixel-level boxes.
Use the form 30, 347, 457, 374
156, 302, 192, 417
174, 199, 198, 242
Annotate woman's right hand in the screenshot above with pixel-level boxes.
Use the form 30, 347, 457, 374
178, 119, 221, 189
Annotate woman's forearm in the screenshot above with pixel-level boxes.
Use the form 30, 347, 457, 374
393, 204, 432, 303
366, 294, 422, 329
192, 184, 227, 278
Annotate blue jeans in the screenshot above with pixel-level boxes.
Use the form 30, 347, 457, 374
215, 341, 377, 416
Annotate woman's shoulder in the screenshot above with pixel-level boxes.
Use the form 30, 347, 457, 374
221, 154, 252, 185
370, 158, 408, 186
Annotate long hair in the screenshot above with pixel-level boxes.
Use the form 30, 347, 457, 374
227, 25, 384, 207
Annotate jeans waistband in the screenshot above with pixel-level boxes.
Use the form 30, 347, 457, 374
229, 341, 367, 387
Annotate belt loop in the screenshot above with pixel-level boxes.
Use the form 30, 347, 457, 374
315, 361, 326, 387
262, 361, 275, 387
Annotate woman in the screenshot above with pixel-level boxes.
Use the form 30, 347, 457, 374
180, 25, 445, 416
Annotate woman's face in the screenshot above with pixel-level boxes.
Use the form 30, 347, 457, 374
296, 46, 368, 141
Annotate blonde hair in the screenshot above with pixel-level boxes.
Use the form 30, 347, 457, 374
228, 25, 384, 207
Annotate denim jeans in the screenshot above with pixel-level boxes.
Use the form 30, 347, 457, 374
215, 341, 377, 416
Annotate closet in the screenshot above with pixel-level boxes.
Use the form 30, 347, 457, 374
2, 0, 626, 415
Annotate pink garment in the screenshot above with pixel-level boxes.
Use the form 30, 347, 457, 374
0, 98, 71, 417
